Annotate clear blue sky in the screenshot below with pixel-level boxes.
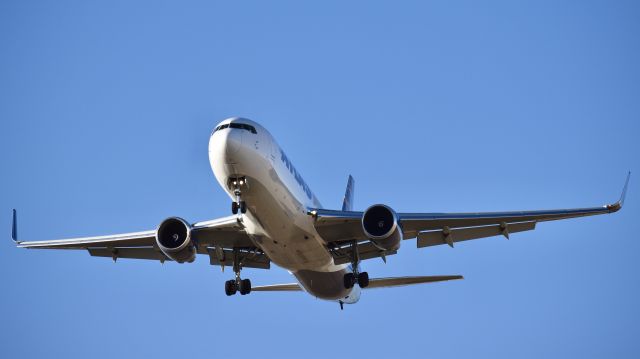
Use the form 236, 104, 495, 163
1, 1, 638, 358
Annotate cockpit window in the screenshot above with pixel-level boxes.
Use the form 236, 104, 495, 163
213, 123, 257, 135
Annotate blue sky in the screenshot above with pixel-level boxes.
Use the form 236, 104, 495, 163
1, 1, 638, 358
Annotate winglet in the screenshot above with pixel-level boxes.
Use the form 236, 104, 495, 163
607, 171, 630, 213
11, 209, 18, 243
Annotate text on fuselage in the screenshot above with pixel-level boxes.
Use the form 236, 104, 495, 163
280, 149, 313, 200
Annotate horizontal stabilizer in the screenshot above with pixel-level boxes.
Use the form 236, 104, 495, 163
366, 275, 463, 289
252, 275, 463, 293
252, 283, 302, 292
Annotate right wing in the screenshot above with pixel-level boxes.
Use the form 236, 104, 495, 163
311, 172, 629, 256
12, 212, 269, 268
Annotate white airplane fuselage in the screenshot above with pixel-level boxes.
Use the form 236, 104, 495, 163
208, 118, 360, 304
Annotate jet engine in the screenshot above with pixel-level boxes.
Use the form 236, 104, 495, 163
361, 204, 402, 251
156, 217, 196, 263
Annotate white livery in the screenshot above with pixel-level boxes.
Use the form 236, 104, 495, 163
12, 118, 630, 309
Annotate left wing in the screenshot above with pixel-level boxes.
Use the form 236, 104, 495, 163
12, 212, 268, 268
311, 172, 629, 256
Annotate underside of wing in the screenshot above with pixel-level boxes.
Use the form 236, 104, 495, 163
309, 172, 629, 251
12, 212, 267, 267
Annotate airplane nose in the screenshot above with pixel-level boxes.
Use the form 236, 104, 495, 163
224, 128, 243, 158
209, 123, 248, 166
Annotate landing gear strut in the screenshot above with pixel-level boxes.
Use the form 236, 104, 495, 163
343, 240, 369, 289
224, 249, 251, 296
230, 177, 248, 215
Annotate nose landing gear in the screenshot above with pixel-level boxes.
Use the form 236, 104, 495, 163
229, 177, 248, 215
224, 278, 251, 296
231, 200, 246, 215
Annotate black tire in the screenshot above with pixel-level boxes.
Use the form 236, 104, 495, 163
358, 272, 369, 288
231, 202, 239, 214
239, 278, 252, 295
225, 280, 237, 296
240, 201, 247, 214
343, 273, 356, 289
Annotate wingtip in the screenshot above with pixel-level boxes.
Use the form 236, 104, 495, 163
621, 171, 631, 204
607, 172, 630, 213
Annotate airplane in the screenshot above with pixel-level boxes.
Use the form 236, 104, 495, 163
11, 117, 630, 309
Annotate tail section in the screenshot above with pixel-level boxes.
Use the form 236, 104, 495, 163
342, 175, 355, 211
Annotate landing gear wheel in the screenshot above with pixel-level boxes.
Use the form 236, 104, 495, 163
231, 202, 239, 215
239, 201, 247, 214
358, 272, 369, 288
239, 278, 252, 295
224, 280, 237, 296
343, 273, 356, 289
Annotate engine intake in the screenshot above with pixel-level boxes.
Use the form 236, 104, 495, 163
362, 204, 402, 251
156, 217, 196, 263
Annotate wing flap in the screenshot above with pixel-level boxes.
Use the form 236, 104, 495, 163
330, 242, 396, 265
206, 247, 270, 269
401, 206, 611, 237
88, 247, 168, 261
417, 221, 536, 248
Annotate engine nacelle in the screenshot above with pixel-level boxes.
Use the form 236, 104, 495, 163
361, 204, 402, 251
156, 217, 196, 263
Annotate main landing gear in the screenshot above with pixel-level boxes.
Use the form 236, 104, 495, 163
230, 177, 247, 215
225, 249, 252, 296
344, 271, 369, 289
343, 240, 369, 289
225, 278, 251, 296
